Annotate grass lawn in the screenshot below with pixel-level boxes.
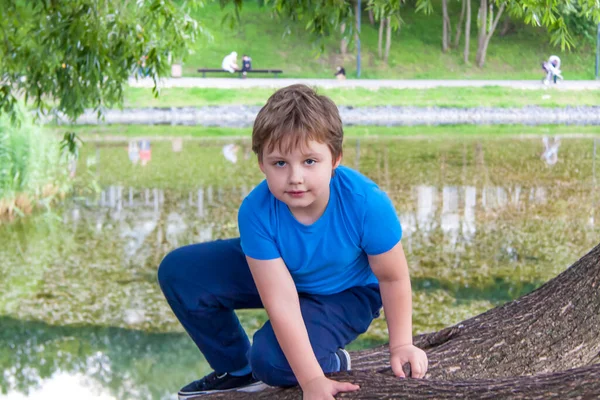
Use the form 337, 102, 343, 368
124, 86, 600, 108
180, 0, 599, 80
55, 124, 600, 140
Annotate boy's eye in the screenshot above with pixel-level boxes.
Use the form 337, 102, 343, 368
305, 159, 316, 165
274, 161, 286, 167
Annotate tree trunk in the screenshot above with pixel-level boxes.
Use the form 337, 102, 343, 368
212, 242, 600, 399
384, 16, 392, 63
464, 0, 471, 63
475, 1, 505, 67
442, 0, 451, 52
368, 8, 375, 25
475, 0, 487, 64
340, 23, 348, 55
378, 18, 384, 59
499, 15, 511, 36
355, 1, 360, 53
454, 0, 467, 48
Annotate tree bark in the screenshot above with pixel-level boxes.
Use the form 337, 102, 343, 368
368, 8, 375, 25
442, 0, 451, 52
454, 0, 467, 48
340, 22, 348, 55
476, 2, 505, 67
464, 0, 471, 63
384, 16, 392, 63
210, 242, 600, 399
378, 18, 384, 59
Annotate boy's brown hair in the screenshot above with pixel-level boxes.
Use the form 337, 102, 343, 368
252, 84, 343, 162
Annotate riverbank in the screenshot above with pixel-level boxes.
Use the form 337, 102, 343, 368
54, 124, 600, 140
59, 105, 600, 127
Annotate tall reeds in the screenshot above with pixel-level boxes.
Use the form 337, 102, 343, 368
0, 112, 68, 220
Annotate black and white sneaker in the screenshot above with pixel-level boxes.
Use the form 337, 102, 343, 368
336, 348, 352, 371
178, 371, 266, 399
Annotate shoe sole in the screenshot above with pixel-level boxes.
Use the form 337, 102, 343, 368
338, 348, 352, 371
178, 381, 268, 399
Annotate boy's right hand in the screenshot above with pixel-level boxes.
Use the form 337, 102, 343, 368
301, 376, 360, 400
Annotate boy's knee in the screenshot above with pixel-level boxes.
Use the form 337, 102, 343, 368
250, 327, 295, 387
157, 249, 182, 287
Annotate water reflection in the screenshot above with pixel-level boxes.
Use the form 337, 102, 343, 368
402, 184, 548, 246
67, 182, 550, 251
3, 135, 600, 399
0, 317, 198, 400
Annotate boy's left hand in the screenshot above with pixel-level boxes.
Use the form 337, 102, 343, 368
390, 344, 428, 379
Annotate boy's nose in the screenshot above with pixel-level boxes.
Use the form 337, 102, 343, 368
288, 167, 303, 184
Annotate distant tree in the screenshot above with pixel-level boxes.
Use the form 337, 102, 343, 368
415, 0, 600, 67
454, 0, 467, 48
463, 0, 472, 63
442, 0, 451, 52
261, 0, 356, 48
451, 0, 473, 64
368, 0, 403, 63
0, 0, 202, 125
475, 0, 506, 67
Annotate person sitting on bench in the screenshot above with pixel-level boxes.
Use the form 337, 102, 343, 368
241, 54, 252, 78
222, 51, 239, 74
334, 66, 346, 80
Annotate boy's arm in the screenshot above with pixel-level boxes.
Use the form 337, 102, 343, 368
246, 256, 359, 397
367, 242, 428, 379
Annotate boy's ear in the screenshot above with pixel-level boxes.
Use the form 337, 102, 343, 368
258, 160, 266, 174
333, 154, 342, 169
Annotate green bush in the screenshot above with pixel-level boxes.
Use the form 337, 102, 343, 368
0, 112, 68, 218
561, 2, 599, 46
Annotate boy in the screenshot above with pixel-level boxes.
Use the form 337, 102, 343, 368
158, 84, 428, 399
241, 54, 252, 78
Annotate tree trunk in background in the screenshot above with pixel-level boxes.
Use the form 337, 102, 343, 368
378, 18, 385, 59
476, 0, 487, 63
442, 0, 451, 52
368, 8, 375, 25
212, 242, 600, 399
499, 15, 511, 36
454, 0, 467, 48
476, 1, 505, 67
340, 22, 348, 55
464, 0, 471, 63
384, 16, 392, 63
355, 1, 360, 55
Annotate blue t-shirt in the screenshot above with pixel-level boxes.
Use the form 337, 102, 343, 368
238, 165, 402, 295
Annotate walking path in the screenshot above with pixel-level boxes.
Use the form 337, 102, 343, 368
128, 77, 600, 90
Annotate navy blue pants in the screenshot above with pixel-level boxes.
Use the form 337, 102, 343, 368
157, 238, 382, 386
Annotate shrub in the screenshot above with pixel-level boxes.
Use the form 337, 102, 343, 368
0, 112, 68, 219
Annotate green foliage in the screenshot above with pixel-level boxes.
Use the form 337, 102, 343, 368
560, 0, 600, 45
414, 0, 600, 50
0, 109, 65, 199
505, 0, 600, 49
368, 0, 405, 30
0, 0, 203, 124
263, 0, 356, 49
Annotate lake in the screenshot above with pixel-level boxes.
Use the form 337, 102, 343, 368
1, 134, 598, 399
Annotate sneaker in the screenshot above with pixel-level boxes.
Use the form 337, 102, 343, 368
177, 372, 264, 399
336, 348, 351, 371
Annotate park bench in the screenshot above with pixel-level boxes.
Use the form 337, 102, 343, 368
197, 68, 283, 78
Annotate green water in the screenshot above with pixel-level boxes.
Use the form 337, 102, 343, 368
1, 135, 599, 399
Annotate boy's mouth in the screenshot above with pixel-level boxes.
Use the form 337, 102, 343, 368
286, 190, 307, 198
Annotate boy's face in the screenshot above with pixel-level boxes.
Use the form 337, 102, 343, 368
259, 139, 341, 220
